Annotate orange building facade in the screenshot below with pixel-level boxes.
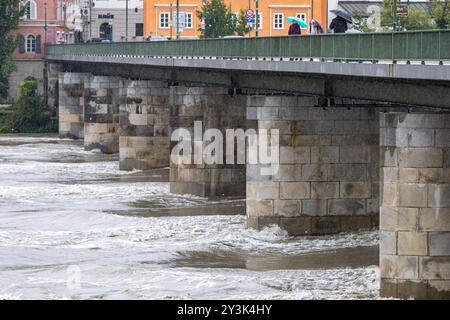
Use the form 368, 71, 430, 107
143, 0, 328, 38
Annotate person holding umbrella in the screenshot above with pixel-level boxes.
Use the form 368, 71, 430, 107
309, 19, 324, 34
286, 16, 307, 35
329, 10, 353, 33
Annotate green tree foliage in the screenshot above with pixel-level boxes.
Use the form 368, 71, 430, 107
235, 10, 253, 36
352, 12, 375, 32
432, 0, 450, 29
0, 77, 9, 100
0, 0, 24, 78
12, 77, 56, 133
403, 9, 435, 30
380, 0, 435, 30
197, 0, 251, 38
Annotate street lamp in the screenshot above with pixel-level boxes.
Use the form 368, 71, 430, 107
89, 0, 93, 40
44, 2, 48, 107
254, 0, 259, 37
125, 0, 129, 41
176, 0, 180, 40
44, 2, 48, 44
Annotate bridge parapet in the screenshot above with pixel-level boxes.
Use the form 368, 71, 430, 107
47, 30, 450, 63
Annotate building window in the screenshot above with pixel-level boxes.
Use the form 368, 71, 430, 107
296, 13, 307, 29
185, 12, 193, 29
99, 23, 113, 40
23, 0, 37, 20
256, 13, 263, 30
135, 23, 144, 36
273, 13, 284, 30
159, 12, 170, 29
26, 35, 36, 52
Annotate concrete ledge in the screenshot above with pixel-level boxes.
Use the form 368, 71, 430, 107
47, 54, 450, 82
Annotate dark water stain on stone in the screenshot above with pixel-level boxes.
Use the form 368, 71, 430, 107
172, 246, 379, 271
111, 197, 246, 217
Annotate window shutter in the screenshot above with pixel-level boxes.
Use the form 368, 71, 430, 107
36, 35, 41, 53
19, 35, 25, 53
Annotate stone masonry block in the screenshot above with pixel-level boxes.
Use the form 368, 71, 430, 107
397, 231, 428, 256
436, 129, 450, 147
429, 232, 450, 256
444, 149, 450, 168
381, 128, 434, 147
274, 200, 301, 217
419, 257, 450, 280
380, 231, 397, 255
428, 184, 450, 208
311, 182, 339, 199
327, 164, 369, 181
419, 208, 450, 232
301, 164, 327, 181
328, 199, 366, 216
340, 146, 370, 163
254, 182, 280, 200
380, 206, 418, 231
382, 182, 399, 207
302, 199, 327, 216
340, 182, 371, 199
280, 182, 310, 200
279, 217, 312, 236
398, 183, 428, 208
419, 168, 450, 184
247, 199, 274, 217
311, 146, 339, 163
272, 165, 301, 182
398, 148, 443, 168
380, 255, 419, 279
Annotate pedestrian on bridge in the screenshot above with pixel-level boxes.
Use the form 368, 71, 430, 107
309, 19, 324, 34
288, 21, 302, 35
329, 16, 348, 33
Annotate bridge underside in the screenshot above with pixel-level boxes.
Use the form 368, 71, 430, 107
52, 60, 450, 110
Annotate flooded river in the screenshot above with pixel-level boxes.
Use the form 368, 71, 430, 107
0, 135, 381, 299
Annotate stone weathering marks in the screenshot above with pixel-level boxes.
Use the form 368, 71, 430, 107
380, 113, 450, 300
246, 96, 381, 236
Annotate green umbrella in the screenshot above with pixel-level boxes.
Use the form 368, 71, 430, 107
286, 16, 308, 29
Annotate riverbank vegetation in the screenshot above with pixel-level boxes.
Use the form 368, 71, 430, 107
379, 0, 450, 31
0, 2, 56, 133
0, 77, 57, 134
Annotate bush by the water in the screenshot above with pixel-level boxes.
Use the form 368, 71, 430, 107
0, 77, 57, 133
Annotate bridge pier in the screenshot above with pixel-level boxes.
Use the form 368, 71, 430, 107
83, 76, 120, 154
47, 63, 62, 109
58, 72, 90, 139
118, 80, 171, 170
380, 112, 450, 299
246, 96, 380, 235
169, 86, 248, 197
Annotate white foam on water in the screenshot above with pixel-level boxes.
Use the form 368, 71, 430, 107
0, 136, 381, 300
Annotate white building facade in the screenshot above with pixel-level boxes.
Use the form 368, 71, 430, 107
80, 0, 144, 42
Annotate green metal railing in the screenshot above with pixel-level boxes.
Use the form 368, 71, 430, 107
46, 30, 450, 62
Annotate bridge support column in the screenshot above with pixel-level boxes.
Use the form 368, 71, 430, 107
84, 76, 120, 154
47, 63, 62, 109
119, 80, 170, 170
246, 96, 380, 235
169, 86, 247, 197
380, 112, 450, 299
58, 72, 89, 139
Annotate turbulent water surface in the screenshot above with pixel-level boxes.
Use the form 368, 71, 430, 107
0, 135, 380, 300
